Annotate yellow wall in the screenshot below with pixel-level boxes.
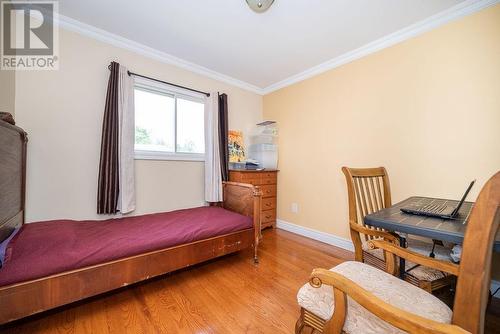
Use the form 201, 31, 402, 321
15, 28, 262, 222
264, 5, 500, 243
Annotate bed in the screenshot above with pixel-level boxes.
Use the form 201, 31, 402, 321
0, 120, 262, 324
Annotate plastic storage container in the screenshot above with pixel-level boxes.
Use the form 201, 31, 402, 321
250, 121, 278, 145
246, 121, 278, 169
248, 143, 278, 169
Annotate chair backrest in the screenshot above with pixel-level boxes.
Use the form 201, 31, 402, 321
452, 171, 500, 334
342, 167, 392, 240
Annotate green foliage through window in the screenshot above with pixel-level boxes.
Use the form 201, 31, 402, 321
135, 126, 152, 145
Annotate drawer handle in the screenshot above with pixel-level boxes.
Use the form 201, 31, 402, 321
265, 215, 272, 219
265, 203, 271, 207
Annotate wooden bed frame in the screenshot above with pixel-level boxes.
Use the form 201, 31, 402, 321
0, 120, 262, 325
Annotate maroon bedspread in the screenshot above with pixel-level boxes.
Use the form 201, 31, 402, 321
0, 207, 253, 287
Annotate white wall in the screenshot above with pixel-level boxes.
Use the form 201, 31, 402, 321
0, 69, 15, 116
0, 13, 15, 117
14, 28, 262, 222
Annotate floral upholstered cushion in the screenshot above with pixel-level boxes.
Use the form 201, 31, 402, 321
404, 238, 453, 262
362, 238, 452, 282
297, 261, 452, 334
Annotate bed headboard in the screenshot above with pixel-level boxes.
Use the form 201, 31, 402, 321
0, 120, 27, 243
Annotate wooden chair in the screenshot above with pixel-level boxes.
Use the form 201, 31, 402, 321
296, 171, 500, 334
342, 167, 455, 293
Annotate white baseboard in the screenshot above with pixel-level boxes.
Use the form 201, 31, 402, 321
276, 219, 500, 295
276, 219, 354, 252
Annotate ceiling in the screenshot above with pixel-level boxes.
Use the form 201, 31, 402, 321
58, 0, 470, 92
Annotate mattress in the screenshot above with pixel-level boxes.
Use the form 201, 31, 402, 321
0, 206, 253, 287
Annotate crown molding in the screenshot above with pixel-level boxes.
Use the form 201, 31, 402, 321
56, 14, 265, 95
261, 0, 500, 94
54, 0, 498, 96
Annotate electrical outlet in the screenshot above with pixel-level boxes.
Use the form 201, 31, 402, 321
291, 203, 299, 214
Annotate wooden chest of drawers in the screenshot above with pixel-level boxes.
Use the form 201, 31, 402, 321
228, 169, 278, 229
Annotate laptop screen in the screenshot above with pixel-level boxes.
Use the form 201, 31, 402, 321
452, 180, 475, 216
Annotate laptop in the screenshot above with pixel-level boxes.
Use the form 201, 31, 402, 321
400, 180, 475, 219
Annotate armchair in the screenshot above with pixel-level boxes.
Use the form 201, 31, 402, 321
296, 171, 500, 334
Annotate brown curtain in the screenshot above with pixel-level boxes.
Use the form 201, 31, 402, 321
97, 61, 120, 214
218, 93, 229, 181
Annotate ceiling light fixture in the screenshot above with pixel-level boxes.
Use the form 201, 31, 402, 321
246, 0, 274, 13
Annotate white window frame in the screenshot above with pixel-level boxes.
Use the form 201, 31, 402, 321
133, 76, 206, 162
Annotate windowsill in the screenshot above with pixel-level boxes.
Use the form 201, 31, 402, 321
134, 150, 205, 162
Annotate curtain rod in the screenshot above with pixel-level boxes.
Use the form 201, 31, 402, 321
108, 64, 210, 97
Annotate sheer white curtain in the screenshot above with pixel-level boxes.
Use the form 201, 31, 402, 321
117, 65, 136, 213
204, 92, 223, 202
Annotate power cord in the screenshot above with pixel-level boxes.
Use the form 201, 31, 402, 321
429, 240, 437, 258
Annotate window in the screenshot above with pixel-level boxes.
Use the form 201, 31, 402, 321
134, 79, 205, 161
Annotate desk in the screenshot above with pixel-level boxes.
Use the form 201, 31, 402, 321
365, 196, 500, 278
365, 196, 500, 252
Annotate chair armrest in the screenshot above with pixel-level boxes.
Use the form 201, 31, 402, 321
349, 222, 398, 243
368, 240, 459, 276
310, 268, 469, 334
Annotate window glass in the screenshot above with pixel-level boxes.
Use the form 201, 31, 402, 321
176, 97, 205, 154
134, 85, 206, 159
134, 88, 175, 152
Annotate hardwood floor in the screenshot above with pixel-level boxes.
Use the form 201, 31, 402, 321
1, 228, 499, 333
1, 229, 352, 333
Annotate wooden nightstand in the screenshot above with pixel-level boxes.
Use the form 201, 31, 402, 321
228, 169, 278, 229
